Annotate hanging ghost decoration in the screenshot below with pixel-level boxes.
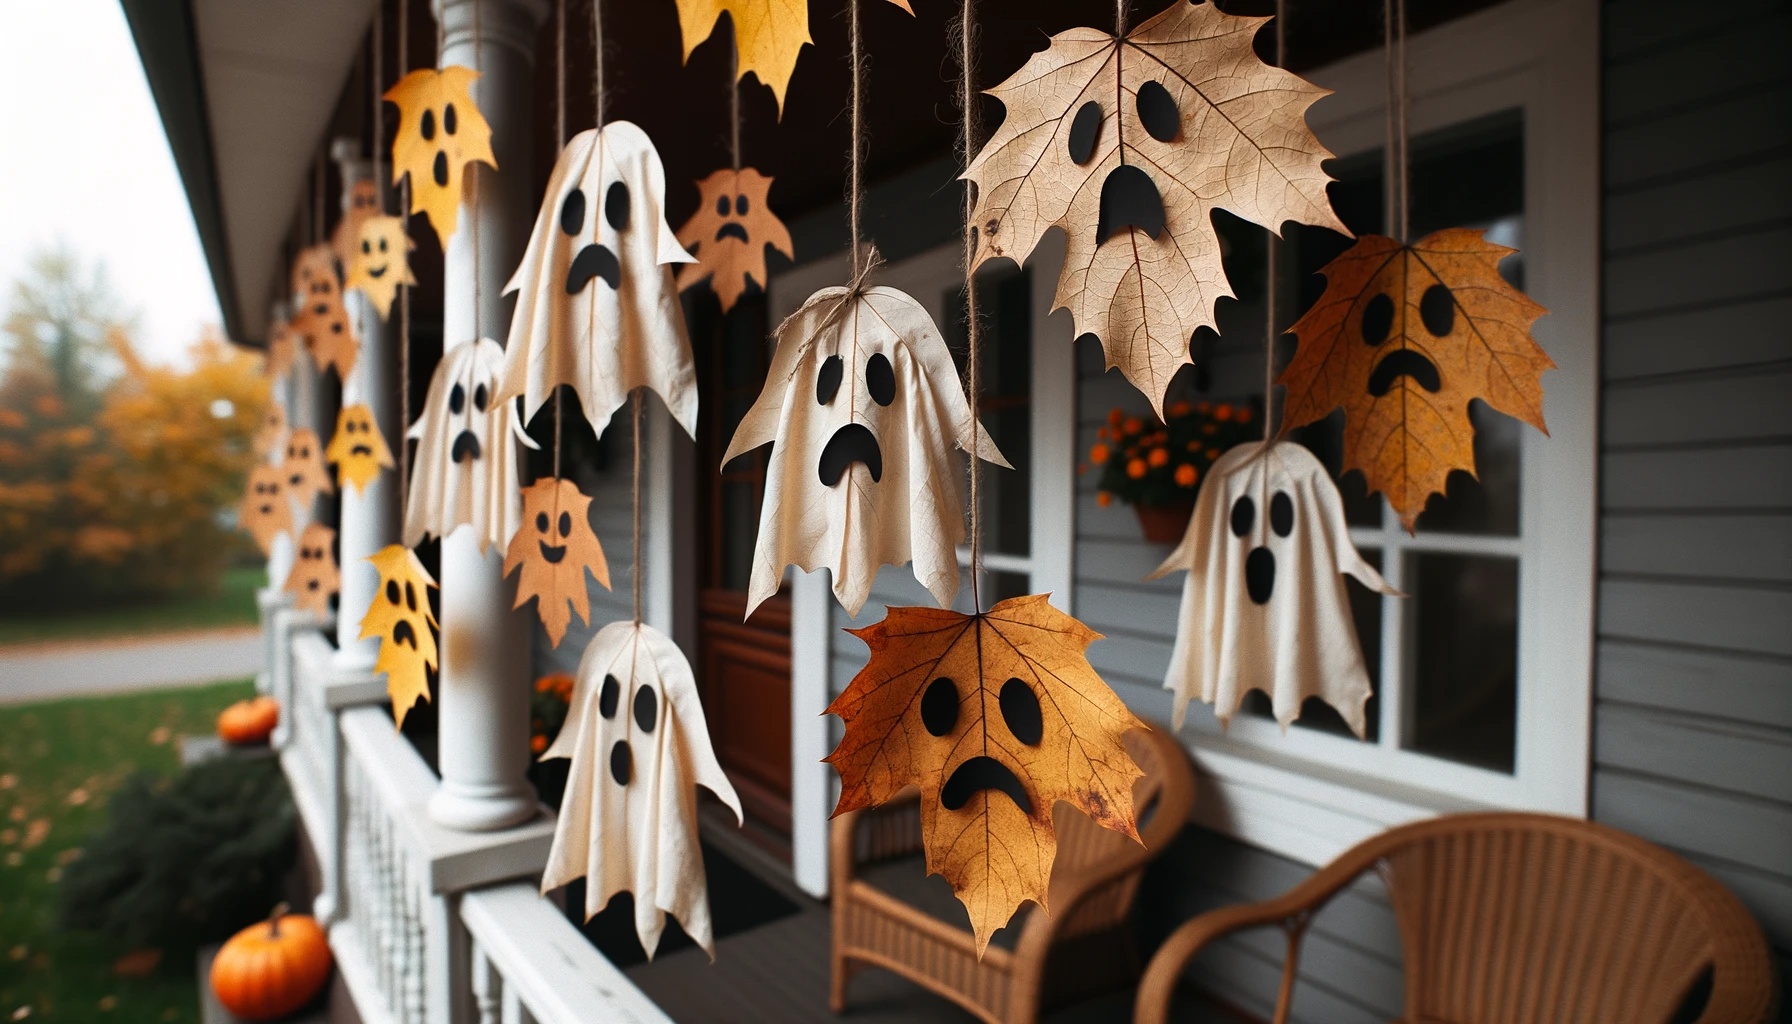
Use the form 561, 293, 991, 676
254, 401, 288, 459
266, 321, 298, 381
503, 477, 611, 648
1148, 441, 1397, 735
541, 620, 741, 959
403, 338, 535, 552
285, 523, 340, 615
239, 465, 294, 555
675, 167, 793, 313
333, 178, 382, 269
360, 544, 439, 728
345, 215, 417, 321
385, 66, 496, 246
290, 244, 359, 381
496, 121, 698, 442
283, 428, 334, 512
325, 403, 395, 495
723, 286, 1009, 619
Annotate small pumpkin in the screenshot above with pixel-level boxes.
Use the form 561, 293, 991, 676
218, 696, 280, 746
210, 903, 332, 1021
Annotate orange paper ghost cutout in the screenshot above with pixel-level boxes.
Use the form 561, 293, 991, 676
254, 402, 288, 459
385, 67, 496, 246
503, 478, 611, 648
285, 523, 340, 615
290, 245, 359, 382
345, 215, 416, 320
333, 179, 382, 269
325, 403, 395, 495
283, 427, 334, 512
239, 465, 294, 555
675, 168, 793, 313
265, 321, 298, 380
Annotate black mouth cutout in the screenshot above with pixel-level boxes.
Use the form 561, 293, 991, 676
565, 244, 621, 294
306, 579, 320, 591
450, 430, 482, 463
350, 444, 374, 458
715, 222, 750, 244
941, 756, 1032, 815
392, 619, 419, 650
818, 423, 883, 486
367, 266, 388, 279
538, 541, 567, 564
258, 504, 273, 515
1367, 349, 1442, 397
1096, 164, 1166, 245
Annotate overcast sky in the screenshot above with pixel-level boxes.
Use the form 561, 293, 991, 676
0, 0, 221, 366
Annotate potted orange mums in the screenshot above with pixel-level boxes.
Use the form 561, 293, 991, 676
1087, 400, 1258, 543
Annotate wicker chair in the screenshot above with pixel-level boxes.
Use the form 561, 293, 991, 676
1136, 812, 1779, 1024
829, 726, 1196, 1024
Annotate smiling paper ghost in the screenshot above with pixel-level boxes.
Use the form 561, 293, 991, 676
282, 428, 334, 513
239, 465, 294, 555
285, 522, 340, 615
325, 404, 395, 495
404, 338, 535, 553
497, 121, 698, 442
724, 285, 1009, 619
346, 215, 417, 321
541, 619, 741, 959
1149, 441, 1397, 735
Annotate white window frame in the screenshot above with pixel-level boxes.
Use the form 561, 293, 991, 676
1181, 0, 1600, 866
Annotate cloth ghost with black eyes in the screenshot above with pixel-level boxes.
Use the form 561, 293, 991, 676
724, 286, 1009, 619
404, 338, 536, 553
498, 121, 698, 442
1150, 441, 1397, 735
541, 620, 741, 960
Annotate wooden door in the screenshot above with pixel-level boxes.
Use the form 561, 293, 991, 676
691, 291, 793, 843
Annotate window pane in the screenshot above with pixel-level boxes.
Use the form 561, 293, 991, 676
946, 267, 1032, 557
719, 480, 757, 592
1406, 553, 1518, 773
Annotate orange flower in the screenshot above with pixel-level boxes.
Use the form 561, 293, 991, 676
1096, 425, 1109, 440
1196, 401, 1212, 414
1169, 400, 1192, 417
1175, 464, 1198, 487
1186, 441, 1199, 452
1126, 458, 1147, 479
1123, 416, 1143, 435
1148, 448, 1169, 468
1097, 491, 1113, 507
1205, 448, 1220, 460
1202, 423, 1218, 436
1214, 404, 1234, 422
1236, 406, 1253, 424
1108, 408, 1124, 427
1090, 442, 1110, 465
530, 734, 548, 754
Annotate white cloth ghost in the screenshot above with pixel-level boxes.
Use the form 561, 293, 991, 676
404, 338, 537, 553
541, 620, 742, 959
498, 121, 698, 441
1149, 441, 1397, 735
723, 285, 1010, 620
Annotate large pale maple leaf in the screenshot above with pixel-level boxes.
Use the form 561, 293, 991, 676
964, 0, 1346, 417
1278, 228, 1552, 531
825, 595, 1145, 954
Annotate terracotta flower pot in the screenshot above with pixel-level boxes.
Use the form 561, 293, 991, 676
1135, 503, 1194, 545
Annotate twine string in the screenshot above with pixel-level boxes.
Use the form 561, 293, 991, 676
554, 0, 566, 479
593, 0, 606, 129
1263, 0, 1285, 443
730, 37, 741, 172
958, 0, 981, 612
631, 391, 642, 625
1384, 0, 1409, 242
848, 0, 865, 281
1115, 0, 1128, 38
471, 2, 483, 339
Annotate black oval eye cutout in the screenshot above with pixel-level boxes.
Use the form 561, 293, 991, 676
1136, 80, 1180, 142
444, 103, 458, 135
558, 511, 572, 537
420, 109, 436, 141
735, 194, 750, 216
1361, 293, 1395, 346
473, 384, 488, 412
633, 686, 657, 734
816, 355, 844, 405
1420, 284, 1455, 337
599, 674, 620, 718
715, 195, 730, 217
405, 581, 418, 611
1231, 495, 1255, 537
999, 678, 1044, 747
609, 740, 631, 786
921, 677, 958, 737
379, 237, 389, 252
605, 182, 630, 231
449, 383, 465, 414
361, 239, 371, 254
432, 150, 449, 188
386, 580, 401, 605
866, 353, 896, 407
560, 189, 586, 235
536, 511, 550, 534
1270, 491, 1294, 537
1068, 100, 1103, 165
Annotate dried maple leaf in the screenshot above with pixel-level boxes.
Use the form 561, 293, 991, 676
675, 167, 793, 313
285, 523, 339, 615
325, 403, 395, 495
253, 401, 287, 459
290, 244, 359, 382
345, 215, 416, 321
282, 428, 334, 510
964, 0, 1346, 417
265, 321, 298, 381
674, 0, 808, 114
360, 544, 438, 727
332, 178, 381, 269
825, 595, 1145, 954
385, 66, 496, 246
504, 477, 611, 648
1278, 228, 1552, 531
238, 465, 293, 555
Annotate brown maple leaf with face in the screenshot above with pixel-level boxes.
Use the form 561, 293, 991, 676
238, 465, 293, 555
825, 595, 1145, 954
503, 478, 611, 648
290, 244, 359, 381
282, 428, 334, 511
285, 523, 340, 615
675, 168, 793, 313
1277, 228, 1552, 531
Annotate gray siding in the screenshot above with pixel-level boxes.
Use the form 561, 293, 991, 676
1595, 0, 1792, 998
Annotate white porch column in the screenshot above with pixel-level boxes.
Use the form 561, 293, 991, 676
332, 143, 402, 671
427, 0, 546, 832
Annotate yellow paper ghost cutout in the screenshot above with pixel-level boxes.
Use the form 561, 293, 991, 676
346, 216, 417, 320
325, 403, 395, 495
385, 67, 496, 246
360, 544, 438, 728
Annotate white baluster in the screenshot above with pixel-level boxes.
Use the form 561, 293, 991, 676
471, 942, 500, 1024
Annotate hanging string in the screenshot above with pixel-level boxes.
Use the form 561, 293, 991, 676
592, 0, 606, 128
471, 2, 484, 340
553, 0, 567, 479
729, 39, 741, 172
397, 0, 413, 502
1262, 0, 1285, 443
1115, 0, 1128, 38
631, 392, 643, 625
314, 149, 325, 246
848, 0, 866, 283
1384, 0, 1409, 242
957, 0, 982, 612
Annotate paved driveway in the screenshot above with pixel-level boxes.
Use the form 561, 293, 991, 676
0, 627, 264, 705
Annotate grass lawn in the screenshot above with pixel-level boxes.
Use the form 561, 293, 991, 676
0, 567, 266, 648
0, 679, 254, 1022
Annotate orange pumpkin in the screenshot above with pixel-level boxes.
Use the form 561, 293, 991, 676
209, 905, 332, 1021
217, 696, 280, 746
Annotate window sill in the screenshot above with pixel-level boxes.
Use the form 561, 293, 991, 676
1179, 729, 1494, 867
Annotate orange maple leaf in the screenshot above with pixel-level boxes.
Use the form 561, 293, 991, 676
504, 478, 611, 648
675, 168, 793, 313
1278, 228, 1552, 530
825, 595, 1144, 954
385, 67, 496, 246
